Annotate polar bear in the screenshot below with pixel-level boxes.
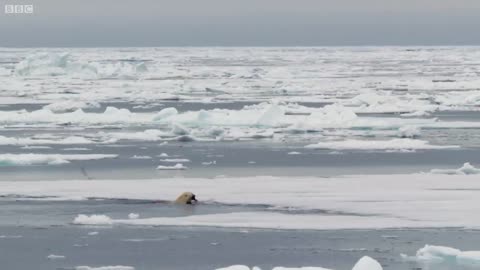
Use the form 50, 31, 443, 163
174, 192, 198, 205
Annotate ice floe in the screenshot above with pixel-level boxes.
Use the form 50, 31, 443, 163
216, 266, 258, 270
305, 139, 458, 150
75, 266, 135, 270
429, 162, 480, 175
156, 163, 187, 170
0, 101, 434, 133
215, 256, 381, 270
9, 173, 480, 229
130, 155, 152, 159
15, 52, 97, 78
73, 214, 113, 225
4, 47, 480, 114
128, 213, 140, 219
0, 153, 117, 165
202, 161, 216, 165
159, 158, 190, 163
43, 100, 100, 113
0, 235, 22, 239
0, 101, 476, 148
401, 245, 480, 268
0, 135, 94, 146
351, 256, 382, 270
397, 126, 421, 138
47, 254, 66, 260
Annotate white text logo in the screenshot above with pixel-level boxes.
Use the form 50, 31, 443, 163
4, 5, 34, 14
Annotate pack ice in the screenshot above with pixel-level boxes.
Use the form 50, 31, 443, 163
216, 256, 382, 270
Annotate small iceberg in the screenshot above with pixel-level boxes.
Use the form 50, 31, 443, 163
351, 256, 382, 270
128, 213, 140, 219
73, 214, 113, 225
15, 52, 97, 78
401, 244, 480, 268
156, 163, 187, 170
47, 254, 66, 260
429, 162, 480, 175
215, 256, 382, 270
397, 125, 420, 138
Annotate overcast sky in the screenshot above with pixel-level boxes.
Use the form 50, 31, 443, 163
1, 0, 480, 47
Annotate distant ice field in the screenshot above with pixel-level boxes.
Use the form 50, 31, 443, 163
3, 47, 480, 269
1, 47, 480, 180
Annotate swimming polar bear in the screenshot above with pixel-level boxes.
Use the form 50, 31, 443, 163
174, 192, 198, 205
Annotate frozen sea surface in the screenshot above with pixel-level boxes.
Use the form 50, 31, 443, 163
2, 47, 480, 269
0, 198, 479, 270
1, 47, 480, 179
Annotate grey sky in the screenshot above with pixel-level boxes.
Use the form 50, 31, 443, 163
1, 0, 480, 47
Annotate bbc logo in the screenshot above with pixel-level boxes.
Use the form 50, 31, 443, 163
4, 5, 34, 14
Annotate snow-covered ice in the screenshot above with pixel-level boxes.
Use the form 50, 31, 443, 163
351, 256, 382, 270
128, 213, 140, 219
401, 245, 480, 268
305, 139, 457, 151
159, 158, 191, 163
215, 256, 381, 270
0, 153, 117, 165
429, 162, 480, 175
156, 163, 187, 170
73, 215, 113, 225
1, 172, 479, 229
43, 100, 100, 113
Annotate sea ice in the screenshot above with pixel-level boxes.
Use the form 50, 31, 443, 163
215, 256, 381, 270
6, 173, 480, 230
305, 138, 457, 150
130, 155, 152, 159
15, 52, 97, 78
0, 135, 93, 146
0, 235, 22, 239
63, 148, 91, 151
156, 163, 187, 170
351, 256, 382, 270
0, 153, 117, 165
47, 254, 66, 260
128, 213, 140, 219
216, 266, 253, 270
272, 267, 331, 270
429, 162, 480, 175
397, 126, 420, 138
400, 245, 480, 267
159, 158, 190, 163
457, 251, 480, 267
73, 214, 113, 225
75, 266, 135, 270
43, 100, 100, 113
202, 161, 216, 165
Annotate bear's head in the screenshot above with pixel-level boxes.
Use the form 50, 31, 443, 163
175, 192, 198, 205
